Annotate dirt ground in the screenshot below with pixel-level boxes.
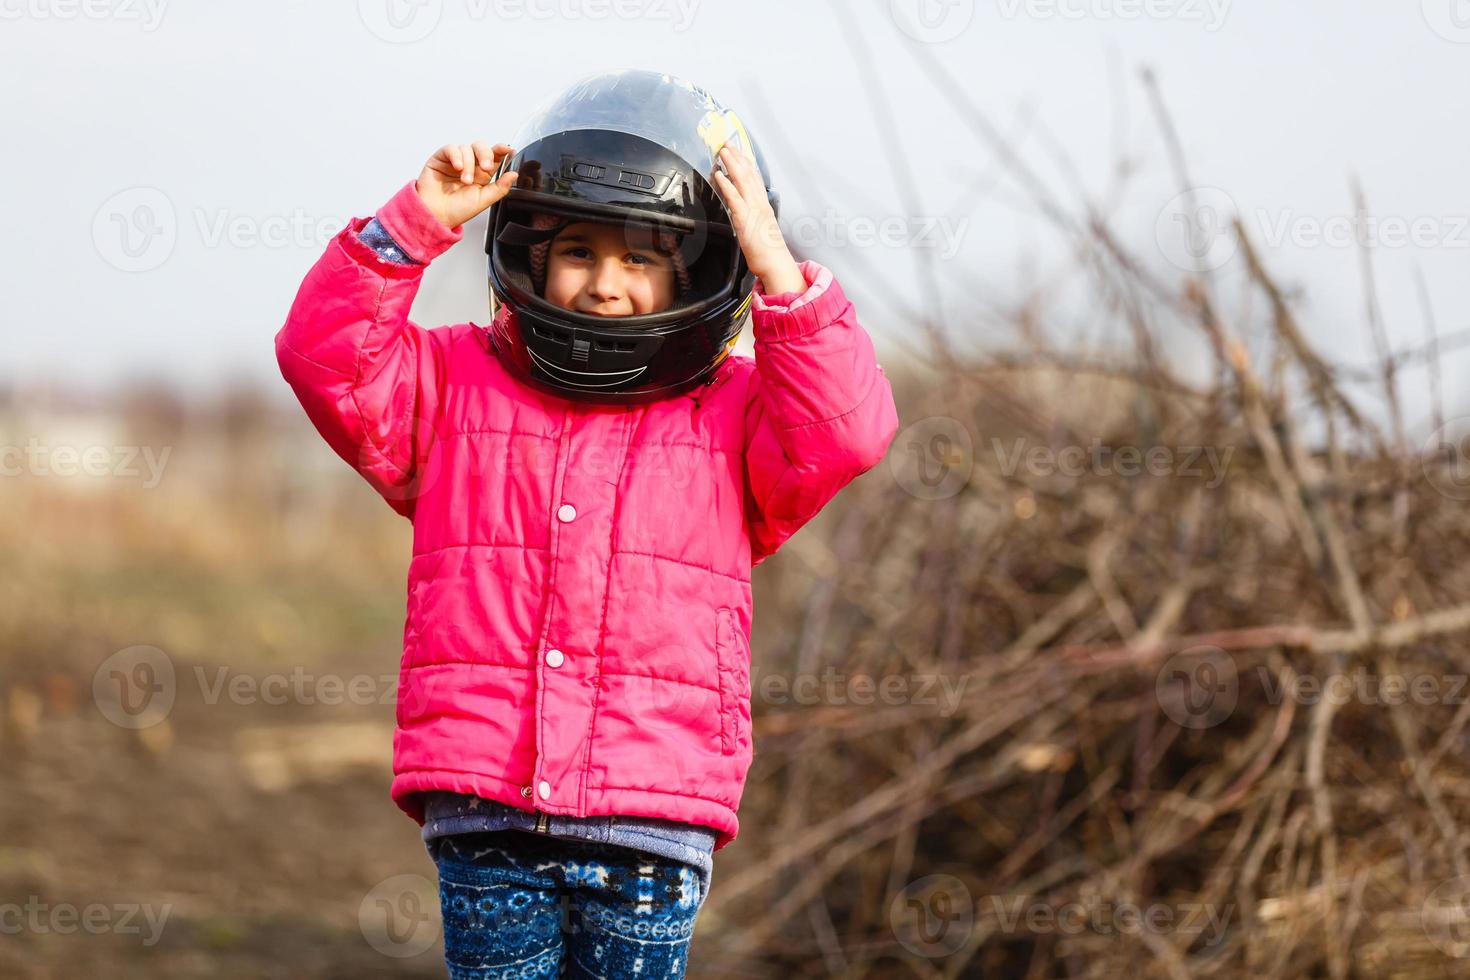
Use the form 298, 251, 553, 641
0, 409, 736, 978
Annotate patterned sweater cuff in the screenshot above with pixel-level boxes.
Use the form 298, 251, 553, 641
359, 217, 418, 265
372, 180, 464, 264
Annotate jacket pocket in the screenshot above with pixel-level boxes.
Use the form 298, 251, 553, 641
715, 607, 746, 756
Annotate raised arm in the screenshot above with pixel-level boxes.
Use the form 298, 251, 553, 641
709, 140, 899, 563
274, 143, 516, 517
743, 261, 899, 564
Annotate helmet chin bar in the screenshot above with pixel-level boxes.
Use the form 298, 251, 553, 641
527, 347, 650, 389
519, 307, 670, 384
490, 289, 742, 404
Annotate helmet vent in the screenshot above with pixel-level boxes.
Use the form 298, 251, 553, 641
560, 153, 674, 197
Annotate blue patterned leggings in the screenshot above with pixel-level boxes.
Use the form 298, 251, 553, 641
429, 829, 706, 978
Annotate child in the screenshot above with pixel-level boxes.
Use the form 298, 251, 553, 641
275, 70, 898, 978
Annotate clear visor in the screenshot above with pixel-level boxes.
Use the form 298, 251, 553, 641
510, 69, 772, 189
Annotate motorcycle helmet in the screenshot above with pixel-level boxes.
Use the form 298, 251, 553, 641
483, 69, 780, 404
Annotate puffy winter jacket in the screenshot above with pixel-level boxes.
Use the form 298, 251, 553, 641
275, 181, 899, 850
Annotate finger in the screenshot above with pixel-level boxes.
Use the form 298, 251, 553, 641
475, 143, 507, 187
475, 163, 517, 201
461, 143, 476, 184
436, 146, 463, 183
711, 166, 741, 207
721, 143, 749, 166
725, 145, 772, 211
476, 141, 513, 167
711, 170, 745, 226
720, 145, 755, 195
490, 169, 519, 199
738, 148, 764, 195
427, 144, 458, 178
471, 141, 497, 175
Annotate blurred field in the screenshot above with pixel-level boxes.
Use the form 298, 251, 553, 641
0, 384, 444, 977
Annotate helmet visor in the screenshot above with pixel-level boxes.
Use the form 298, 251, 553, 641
509, 68, 773, 195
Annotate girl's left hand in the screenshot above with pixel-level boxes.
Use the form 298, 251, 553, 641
711, 142, 805, 296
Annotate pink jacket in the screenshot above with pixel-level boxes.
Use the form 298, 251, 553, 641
275, 181, 899, 850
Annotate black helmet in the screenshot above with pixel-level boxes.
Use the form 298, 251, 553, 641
483, 69, 780, 405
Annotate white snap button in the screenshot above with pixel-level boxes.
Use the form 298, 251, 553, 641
557, 504, 577, 522
545, 649, 565, 668
537, 780, 552, 800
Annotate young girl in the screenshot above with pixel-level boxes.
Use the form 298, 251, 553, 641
276, 70, 898, 978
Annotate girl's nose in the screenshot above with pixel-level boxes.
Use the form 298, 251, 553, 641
587, 258, 624, 302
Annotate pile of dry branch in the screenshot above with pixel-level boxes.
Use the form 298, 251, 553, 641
701, 74, 1470, 980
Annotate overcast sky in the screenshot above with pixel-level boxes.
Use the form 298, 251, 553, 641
4, 0, 1469, 428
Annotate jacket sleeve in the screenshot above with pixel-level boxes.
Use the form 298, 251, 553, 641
274, 181, 463, 519
743, 260, 900, 566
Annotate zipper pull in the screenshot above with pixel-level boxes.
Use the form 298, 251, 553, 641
534, 812, 550, 834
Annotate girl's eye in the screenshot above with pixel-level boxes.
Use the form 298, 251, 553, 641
561, 247, 592, 260
627, 253, 672, 268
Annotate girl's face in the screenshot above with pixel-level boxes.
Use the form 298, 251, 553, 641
544, 222, 677, 318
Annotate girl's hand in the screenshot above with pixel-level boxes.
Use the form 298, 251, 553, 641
711, 142, 805, 296
415, 142, 519, 231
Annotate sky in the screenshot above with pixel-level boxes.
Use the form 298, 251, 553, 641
3, 0, 1469, 431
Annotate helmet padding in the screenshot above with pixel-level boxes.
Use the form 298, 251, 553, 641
526, 210, 692, 299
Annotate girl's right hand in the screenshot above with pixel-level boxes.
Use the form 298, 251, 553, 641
415, 142, 518, 230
